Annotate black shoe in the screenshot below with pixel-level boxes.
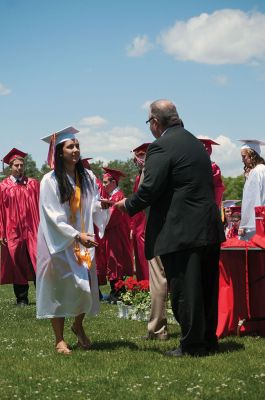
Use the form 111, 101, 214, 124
16, 300, 29, 307
109, 293, 118, 304
165, 346, 207, 357
165, 347, 185, 357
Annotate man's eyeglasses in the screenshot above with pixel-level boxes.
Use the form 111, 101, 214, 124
146, 117, 154, 124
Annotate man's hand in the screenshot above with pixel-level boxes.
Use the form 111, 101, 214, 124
114, 198, 127, 213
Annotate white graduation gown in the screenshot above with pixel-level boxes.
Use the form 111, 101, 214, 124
239, 164, 265, 240
36, 169, 109, 319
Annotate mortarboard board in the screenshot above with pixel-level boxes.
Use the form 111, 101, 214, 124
103, 167, 126, 183
223, 200, 241, 209
132, 143, 151, 154
41, 126, 80, 168
82, 157, 93, 169
238, 139, 265, 156
2, 148, 28, 165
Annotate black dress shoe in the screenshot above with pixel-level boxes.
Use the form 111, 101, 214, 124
16, 300, 29, 307
165, 347, 184, 357
165, 347, 207, 357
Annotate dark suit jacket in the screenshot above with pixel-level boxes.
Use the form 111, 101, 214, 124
125, 125, 225, 260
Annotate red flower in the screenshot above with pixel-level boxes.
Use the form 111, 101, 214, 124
138, 280, 150, 291
125, 277, 138, 291
114, 280, 125, 290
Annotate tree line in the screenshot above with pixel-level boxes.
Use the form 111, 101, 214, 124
0, 154, 245, 200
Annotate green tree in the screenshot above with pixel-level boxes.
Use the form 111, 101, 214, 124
24, 154, 41, 179
223, 175, 245, 201
107, 159, 138, 197
39, 162, 52, 180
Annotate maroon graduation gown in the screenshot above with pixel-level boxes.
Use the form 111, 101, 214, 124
0, 176, 40, 284
104, 188, 133, 281
130, 175, 149, 280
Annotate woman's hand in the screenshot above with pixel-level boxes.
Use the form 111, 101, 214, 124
0, 238, 7, 246
77, 233, 98, 248
100, 198, 114, 209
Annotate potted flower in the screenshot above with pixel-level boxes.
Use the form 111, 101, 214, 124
115, 277, 151, 321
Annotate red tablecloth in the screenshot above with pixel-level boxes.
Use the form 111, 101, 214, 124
217, 243, 265, 337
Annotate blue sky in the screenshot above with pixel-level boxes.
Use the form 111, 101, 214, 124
1, 0, 265, 176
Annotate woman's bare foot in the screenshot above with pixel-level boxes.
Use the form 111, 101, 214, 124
56, 340, 72, 354
71, 325, 91, 350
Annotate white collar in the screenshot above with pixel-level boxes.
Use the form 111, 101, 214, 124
109, 186, 120, 197
10, 175, 23, 183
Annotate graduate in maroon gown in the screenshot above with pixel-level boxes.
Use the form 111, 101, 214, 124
199, 138, 225, 209
131, 143, 150, 280
82, 158, 107, 287
102, 167, 133, 300
0, 148, 40, 305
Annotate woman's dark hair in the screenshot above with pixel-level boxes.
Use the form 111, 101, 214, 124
54, 142, 92, 203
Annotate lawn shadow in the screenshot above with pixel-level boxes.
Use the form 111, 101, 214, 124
218, 340, 245, 353
141, 339, 245, 357
81, 340, 139, 351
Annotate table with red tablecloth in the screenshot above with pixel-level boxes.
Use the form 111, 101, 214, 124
217, 239, 265, 337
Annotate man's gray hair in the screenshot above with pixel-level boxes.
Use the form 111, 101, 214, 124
150, 99, 183, 129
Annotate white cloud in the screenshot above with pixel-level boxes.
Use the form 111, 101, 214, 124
79, 116, 107, 127
77, 123, 149, 162
158, 9, 265, 64
0, 82, 11, 95
214, 74, 228, 86
142, 100, 152, 110
126, 35, 153, 57
198, 134, 244, 177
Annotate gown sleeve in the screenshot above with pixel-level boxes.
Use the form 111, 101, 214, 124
86, 170, 110, 239
40, 173, 79, 254
240, 168, 262, 230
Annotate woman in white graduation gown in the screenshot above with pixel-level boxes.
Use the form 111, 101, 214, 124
36, 127, 109, 354
238, 139, 265, 241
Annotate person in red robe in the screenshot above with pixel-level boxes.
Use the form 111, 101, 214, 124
226, 206, 241, 239
82, 158, 107, 288
199, 138, 225, 209
102, 167, 133, 301
0, 148, 40, 305
131, 143, 150, 280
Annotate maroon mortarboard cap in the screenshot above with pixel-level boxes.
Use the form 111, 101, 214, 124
230, 206, 241, 215
132, 143, 151, 154
2, 148, 28, 165
199, 138, 219, 156
103, 167, 126, 183
199, 138, 220, 146
82, 157, 93, 169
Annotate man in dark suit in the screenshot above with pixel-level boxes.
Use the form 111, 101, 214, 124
115, 99, 225, 356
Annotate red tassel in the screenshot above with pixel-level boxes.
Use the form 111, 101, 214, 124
47, 133, 56, 169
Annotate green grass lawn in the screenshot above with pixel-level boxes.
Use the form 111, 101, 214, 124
0, 283, 265, 400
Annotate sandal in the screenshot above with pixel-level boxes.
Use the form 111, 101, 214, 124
71, 325, 91, 350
